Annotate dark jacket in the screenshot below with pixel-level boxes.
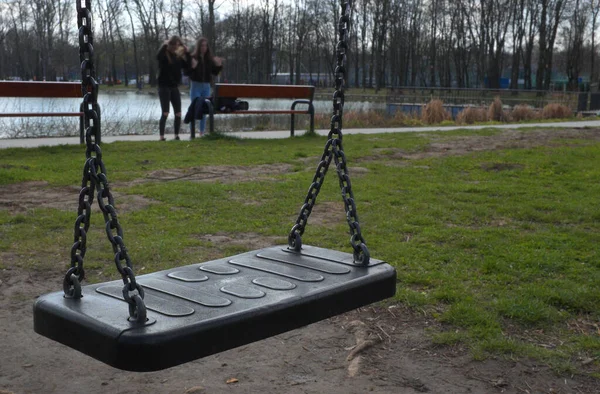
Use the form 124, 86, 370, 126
156, 45, 190, 87
184, 97, 212, 124
186, 56, 222, 84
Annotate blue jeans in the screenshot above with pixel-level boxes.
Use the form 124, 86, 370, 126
190, 81, 211, 133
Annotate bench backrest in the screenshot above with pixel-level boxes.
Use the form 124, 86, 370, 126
0, 81, 81, 98
215, 84, 314, 101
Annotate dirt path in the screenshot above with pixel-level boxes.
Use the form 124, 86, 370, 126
1, 265, 597, 394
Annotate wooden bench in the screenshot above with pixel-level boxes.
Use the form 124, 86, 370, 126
194, 83, 315, 138
0, 81, 86, 142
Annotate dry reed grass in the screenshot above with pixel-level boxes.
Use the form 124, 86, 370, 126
456, 107, 488, 124
542, 103, 573, 119
488, 97, 506, 121
421, 99, 451, 124
510, 105, 538, 122
312, 100, 575, 131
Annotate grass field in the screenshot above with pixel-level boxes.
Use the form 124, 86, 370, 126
1, 128, 599, 377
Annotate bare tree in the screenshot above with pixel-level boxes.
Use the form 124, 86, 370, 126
565, 0, 587, 90
449, 1, 471, 87
372, 0, 390, 91
108, 0, 129, 86
207, 0, 216, 49
487, 0, 514, 89
0, 5, 7, 79
131, 0, 162, 86
590, 0, 600, 83
408, 0, 424, 86
124, 0, 141, 87
536, 0, 567, 90
510, 0, 526, 90
522, 0, 539, 89
259, 0, 280, 83
31, 0, 58, 80
427, 0, 441, 87
358, 0, 370, 88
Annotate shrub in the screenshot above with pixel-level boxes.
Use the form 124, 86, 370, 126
421, 99, 451, 124
390, 109, 421, 126
510, 105, 537, 122
456, 107, 488, 125
542, 103, 573, 119
487, 97, 506, 122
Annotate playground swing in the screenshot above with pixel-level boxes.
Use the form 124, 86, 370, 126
33, 0, 397, 372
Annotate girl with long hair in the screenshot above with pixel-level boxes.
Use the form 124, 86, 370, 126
156, 36, 189, 140
187, 37, 223, 136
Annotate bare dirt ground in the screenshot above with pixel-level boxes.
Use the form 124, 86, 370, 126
2, 129, 600, 394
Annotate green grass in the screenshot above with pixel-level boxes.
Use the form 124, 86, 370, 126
2, 129, 600, 376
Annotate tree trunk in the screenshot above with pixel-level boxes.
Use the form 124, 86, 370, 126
536, 0, 548, 90
125, 0, 141, 87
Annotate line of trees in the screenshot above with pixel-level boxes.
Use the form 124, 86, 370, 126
0, 0, 599, 91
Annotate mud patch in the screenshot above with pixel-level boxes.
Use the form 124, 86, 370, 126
306, 201, 348, 229
0, 181, 156, 214
1, 267, 599, 393
134, 164, 294, 185
196, 232, 286, 250
363, 128, 600, 162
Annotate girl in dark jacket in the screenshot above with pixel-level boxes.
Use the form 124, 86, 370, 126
156, 36, 190, 140
187, 37, 223, 136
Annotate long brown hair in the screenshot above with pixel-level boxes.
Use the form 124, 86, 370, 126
191, 37, 214, 63
160, 35, 184, 64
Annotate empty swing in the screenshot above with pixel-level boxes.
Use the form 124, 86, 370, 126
33, 0, 397, 372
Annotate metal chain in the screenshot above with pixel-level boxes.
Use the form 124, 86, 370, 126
63, 0, 146, 323
288, 0, 370, 265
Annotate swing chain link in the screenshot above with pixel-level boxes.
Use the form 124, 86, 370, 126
288, 0, 370, 265
63, 0, 147, 323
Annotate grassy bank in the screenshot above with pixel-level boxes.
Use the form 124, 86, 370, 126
1, 129, 599, 377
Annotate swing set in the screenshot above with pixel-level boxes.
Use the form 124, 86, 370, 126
33, 0, 397, 372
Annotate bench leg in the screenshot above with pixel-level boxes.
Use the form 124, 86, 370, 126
309, 104, 314, 134
206, 99, 214, 135
290, 113, 295, 137
291, 100, 314, 137
79, 103, 85, 144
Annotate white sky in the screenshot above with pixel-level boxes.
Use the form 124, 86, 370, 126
216, 0, 288, 15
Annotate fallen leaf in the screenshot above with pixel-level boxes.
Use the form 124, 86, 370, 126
347, 356, 361, 377
581, 358, 595, 366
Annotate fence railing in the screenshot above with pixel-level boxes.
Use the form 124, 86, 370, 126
385, 87, 579, 109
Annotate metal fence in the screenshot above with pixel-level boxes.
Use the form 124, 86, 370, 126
385, 87, 579, 109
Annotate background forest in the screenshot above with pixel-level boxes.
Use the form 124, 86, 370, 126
0, 0, 599, 91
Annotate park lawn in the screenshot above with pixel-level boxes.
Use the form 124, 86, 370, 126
1, 129, 599, 376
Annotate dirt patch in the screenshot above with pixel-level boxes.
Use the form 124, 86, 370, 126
1, 263, 598, 393
130, 164, 294, 185
304, 201, 348, 229
196, 232, 286, 250
362, 128, 600, 163
0, 181, 156, 214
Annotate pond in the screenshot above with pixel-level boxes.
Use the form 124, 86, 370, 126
0, 91, 385, 139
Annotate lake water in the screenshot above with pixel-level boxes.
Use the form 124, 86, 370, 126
0, 91, 384, 139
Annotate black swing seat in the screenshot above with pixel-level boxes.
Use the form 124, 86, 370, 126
34, 245, 396, 372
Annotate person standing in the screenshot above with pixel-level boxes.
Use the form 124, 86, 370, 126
156, 36, 189, 141
187, 37, 223, 137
